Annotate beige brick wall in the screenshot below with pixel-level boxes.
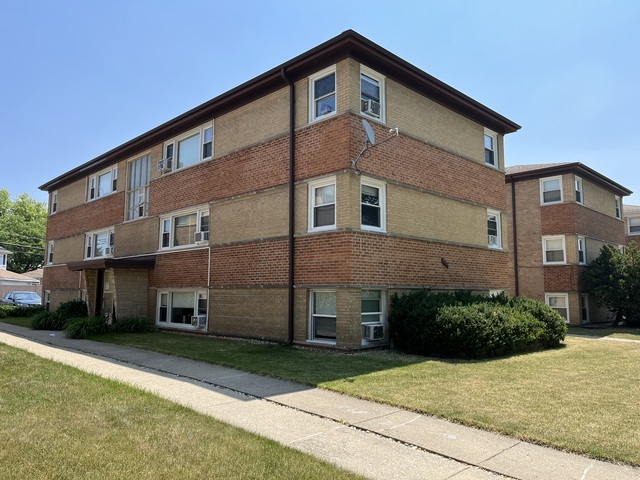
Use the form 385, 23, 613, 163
336, 288, 361, 348
582, 177, 618, 217
113, 268, 149, 319
211, 187, 288, 244
54, 179, 87, 213
52, 235, 84, 264
116, 217, 160, 257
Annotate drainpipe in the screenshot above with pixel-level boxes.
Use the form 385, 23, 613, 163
510, 178, 520, 296
280, 67, 295, 344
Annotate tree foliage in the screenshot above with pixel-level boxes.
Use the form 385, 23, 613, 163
583, 242, 640, 326
0, 189, 47, 273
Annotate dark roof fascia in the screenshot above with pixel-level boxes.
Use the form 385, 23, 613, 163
67, 255, 156, 272
40, 29, 520, 192
505, 162, 632, 197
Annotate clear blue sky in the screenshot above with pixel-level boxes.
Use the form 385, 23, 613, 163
1, 0, 638, 205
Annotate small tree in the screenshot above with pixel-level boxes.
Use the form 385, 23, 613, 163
583, 242, 640, 326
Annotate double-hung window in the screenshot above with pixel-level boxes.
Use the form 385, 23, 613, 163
543, 235, 566, 264
361, 178, 386, 232
308, 178, 336, 232
85, 229, 115, 259
545, 293, 569, 323
161, 123, 213, 172
360, 67, 384, 121
484, 129, 498, 168
540, 176, 563, 204
575, 177, 583, 204
88, 166, 118, 201
309, 66, 336, 121
578, 236, 586, 265
50, 191, 57, 215
127, 154, 151, 220
309, 290, 336, 342
615, 196, 622, 219
47, 241, 54, 265
158, 290, 207, 328
487, 210, 502, 249
160, 207, 209, 249
629, 217, 640, 235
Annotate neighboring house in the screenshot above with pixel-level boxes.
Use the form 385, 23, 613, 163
0, 249, 41, 298
623, 204, 640, 245
0, 248, 9, 271
505, 163, 632, 325
39, 30, 520, 349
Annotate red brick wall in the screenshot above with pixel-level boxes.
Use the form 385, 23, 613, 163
544, 265, 586, 292
542, 203, 625, 243
46, 193, 125, 240
149, 249, 209, 288
43, 265, 82, 290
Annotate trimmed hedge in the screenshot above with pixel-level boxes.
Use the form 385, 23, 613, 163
389, 290, 567, 358
0, 305, 43, 318
31, 300, 89, 331
64, 316, 156, 339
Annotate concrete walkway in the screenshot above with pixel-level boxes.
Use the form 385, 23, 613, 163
1, 323, 638, 480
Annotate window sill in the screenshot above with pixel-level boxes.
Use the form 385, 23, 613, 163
309, 111, 337, 124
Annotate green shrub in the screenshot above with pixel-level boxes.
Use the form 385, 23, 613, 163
64, 316, 110, 339
57, 300, 88, 319
111, 317, 156, 333
505, 296, 567, 347
0, 305, 43, 318
31, 311, 68, 330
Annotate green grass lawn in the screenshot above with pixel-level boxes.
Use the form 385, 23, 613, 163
0, 316, 32, 328
0, 343, 362, 480
569, 325, 640, 341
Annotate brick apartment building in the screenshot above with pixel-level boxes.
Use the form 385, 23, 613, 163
39, 30, 521, 349
505, 163, 631, 325
623, 204, 640, 245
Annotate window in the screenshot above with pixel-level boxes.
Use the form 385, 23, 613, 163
308, 178, 336, 232
484, 129, 498, 167
361, 178, 385, 232
127, 154, 151, 220
360, 67, 384, 121
50, 191, 57, 214
85, 229, 114, 259
160, 207, 209, 249
487, 210, 502, 248
543, 235, 566, 264
575, 177, 583, 204
540, 176, 563, 204
47, 241, 54, 265
0, 252, 6, 269
615, 196, 622, 219
629, 217, 640, 235
361, 290, 384, 341
580, 294, 589, 323
158, 290, 207, 328
309, 291, 336, 342
309, 66, 336, 121
546, 293, 569, 323
88, 166, 118, 201
161, 123, 213, 172
577, 236, 586, 265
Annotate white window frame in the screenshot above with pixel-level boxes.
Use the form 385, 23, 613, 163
308, 177, 336, 232
157, 290, 207, 330
545, 293, 570, 324
161, 122, 214, 173
540, 176, 563, 205
360, 177, 386, 232
88, 165, 118, 201
126, 154, 151, 221
543, 235, 566, 265
50, 191, 58, 215
85, 228, 115, 259
360, 66, 385, 123
308, 290, 337, 344
577, 235, 587, 265
580, 293, 590, 324
47, 241, 54, 265
0, 252, 7, 269
628, 216, 640, 235
309, 66, 337, 122
487, 209, 502, 249
159, 206, 209, 250
615, 196, 622, 219
484, 128, 498, 168
575, 176, 583, 204
361, 290, 385, 343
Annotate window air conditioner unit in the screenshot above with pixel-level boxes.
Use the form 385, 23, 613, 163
194, 231, 210, 243
361, 99, 381, 118
104, 247, 112, 256
488, 235, 499, 247
362, 323, 384, 341
191, 315, 207, 328
157, 157, 173, 173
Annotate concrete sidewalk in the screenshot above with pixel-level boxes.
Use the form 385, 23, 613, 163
1, 323, 638, 480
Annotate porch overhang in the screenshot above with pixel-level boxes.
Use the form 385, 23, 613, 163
67, 255, 156, 272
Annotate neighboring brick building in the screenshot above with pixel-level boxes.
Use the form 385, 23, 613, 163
505, 163, 632, 325
39, 30, 520, 349
623, 204, 640, 245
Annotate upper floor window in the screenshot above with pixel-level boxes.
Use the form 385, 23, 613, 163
629, 217, 640, 235
309, 66, 336, 121
308, 177, 336, 232
360, 67, 385, 122
127, 154, 151, 220
484, 129, 498, 168
85, 229, 114, 259
578, 235, 586, 265
50, 191, 57, 214
575, 177, 583, 204
88, 166, 117, 201
615, 196, 622, 219
47, 241, 54, 265
160, 207, 209, 250
361, 178, 386, 232
487, 210, 502, 249
543, 235, 566, 264
540, 176, 563, 205
159, 123, 213, 173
